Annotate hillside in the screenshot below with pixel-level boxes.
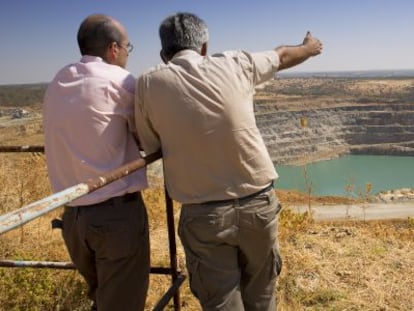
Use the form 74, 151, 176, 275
255, 77, 414, 165
2, 77, 414, 166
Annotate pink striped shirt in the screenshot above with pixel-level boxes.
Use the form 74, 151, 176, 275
43, 55, 147, 206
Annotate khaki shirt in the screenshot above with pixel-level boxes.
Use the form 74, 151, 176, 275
135, 50, 279, 203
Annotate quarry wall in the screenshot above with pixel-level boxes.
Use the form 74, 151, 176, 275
255, 78, 414, 165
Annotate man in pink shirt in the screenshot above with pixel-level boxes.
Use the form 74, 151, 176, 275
43, 14, 148, 311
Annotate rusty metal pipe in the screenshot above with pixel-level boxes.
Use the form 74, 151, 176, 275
0, 145, 45, 153
0, 260, 76, 269
0, 147, 187, 310
0, 151, 162, 234
165, 187, 182, 309
152, 273, 186, 311
0, 260, 174, 275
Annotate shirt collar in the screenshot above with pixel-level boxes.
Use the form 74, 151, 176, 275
80, 55, 105, 63
171, 49, 201, 61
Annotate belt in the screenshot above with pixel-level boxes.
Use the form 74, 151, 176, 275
102, 192, 140, 206
70, 192, 140, 209
202, 182, 274, 206
57, 192, 140, 229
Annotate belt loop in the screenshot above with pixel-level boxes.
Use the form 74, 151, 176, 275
266, 193, 271, 205
64, 205, 79, 219
75, 206, 80, 220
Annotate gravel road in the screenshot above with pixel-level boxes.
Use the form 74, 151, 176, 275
288, 201, 414, 221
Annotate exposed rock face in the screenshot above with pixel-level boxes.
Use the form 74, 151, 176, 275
11, 108, 31, 119
254, 77, 414, 165
375, 188, 414, 202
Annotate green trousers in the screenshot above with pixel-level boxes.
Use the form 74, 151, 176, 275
179, 188, 282, 311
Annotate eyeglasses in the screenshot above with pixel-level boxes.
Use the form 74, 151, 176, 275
119, 42, 134, 54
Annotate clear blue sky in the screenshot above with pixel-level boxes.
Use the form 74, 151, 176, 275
1, 0, 413, 85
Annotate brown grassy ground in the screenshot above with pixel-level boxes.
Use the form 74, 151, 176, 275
1, 152, 413, 310
0, 105, 413, 310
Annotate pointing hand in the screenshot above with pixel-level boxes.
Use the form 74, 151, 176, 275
303, 31, 323, 56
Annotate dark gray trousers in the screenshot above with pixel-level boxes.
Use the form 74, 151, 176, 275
62, 192, 150, 311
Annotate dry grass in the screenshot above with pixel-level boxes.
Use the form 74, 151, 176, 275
0, 108, 413, 310
1, 153, 413, 310
277, 212, 414, 310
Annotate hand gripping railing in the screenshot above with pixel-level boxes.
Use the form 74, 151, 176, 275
0, 146, 185, 311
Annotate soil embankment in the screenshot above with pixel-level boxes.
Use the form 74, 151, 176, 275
255, 77, 414, 165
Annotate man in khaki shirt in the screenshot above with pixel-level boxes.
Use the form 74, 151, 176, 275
135, 12, 322, 311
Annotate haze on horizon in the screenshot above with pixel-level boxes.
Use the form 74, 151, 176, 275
1, 0, 414, 85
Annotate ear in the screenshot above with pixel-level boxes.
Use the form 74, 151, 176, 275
201, 42, 208, 56
106, 42, 119, 64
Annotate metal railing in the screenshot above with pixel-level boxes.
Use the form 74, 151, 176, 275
0, 145, 185, 311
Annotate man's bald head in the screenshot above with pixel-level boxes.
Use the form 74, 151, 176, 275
77, 14, 125, 58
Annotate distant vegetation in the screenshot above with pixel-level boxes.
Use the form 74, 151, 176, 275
279, 69, 414, 79
0, 83, 47, 107
2, 71, 414, 107
268, 76, 414, 100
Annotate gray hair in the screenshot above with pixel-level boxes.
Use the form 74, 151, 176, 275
159, 12, 209, 60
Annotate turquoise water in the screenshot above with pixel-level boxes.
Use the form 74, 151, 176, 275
274, 155, 414, 197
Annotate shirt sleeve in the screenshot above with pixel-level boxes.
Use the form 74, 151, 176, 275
122, 74, 138, 138
134, 76, 162, 154
250, 50, 280, 85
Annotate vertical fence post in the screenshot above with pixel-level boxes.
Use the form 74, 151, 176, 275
165, 187, 181, 310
